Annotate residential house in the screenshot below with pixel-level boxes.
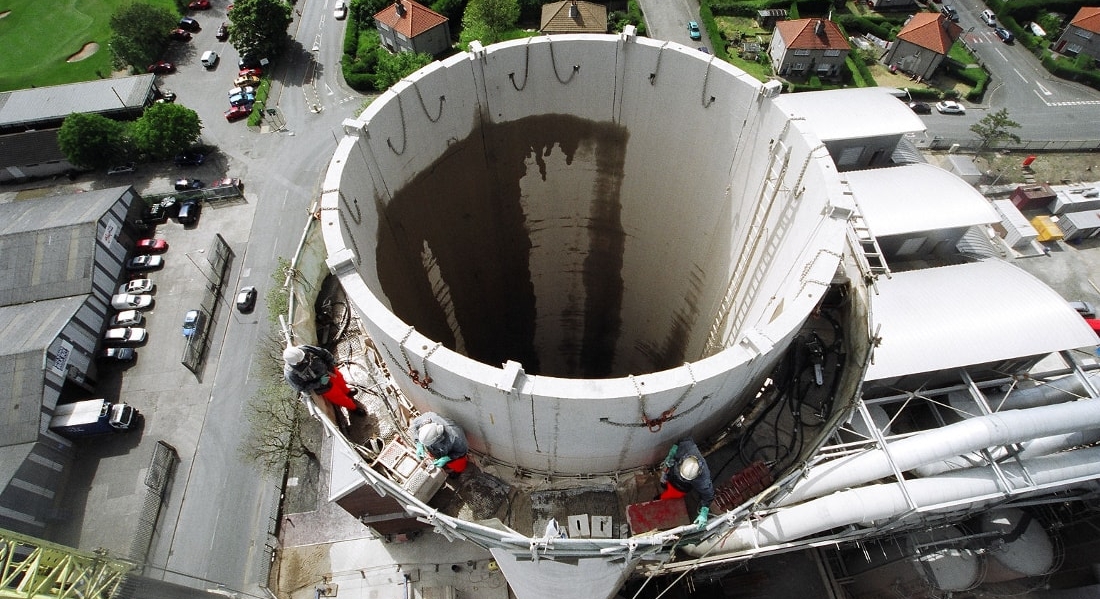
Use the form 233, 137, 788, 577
1054, 7, 1100, 61
374, 0, 451, 57
768, 19, 850, 80
540, 0, 607, 35
883, 13, 962, 81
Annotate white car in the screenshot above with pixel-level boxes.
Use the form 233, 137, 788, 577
334, 0, 347, 19
119, 278, 154, 294
111, 293, 154, 310
103, 327, 148, 344
111, 309, 144, 327
935, 100, 965, 115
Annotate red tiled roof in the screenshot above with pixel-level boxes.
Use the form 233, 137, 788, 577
540, 1, 607, 34
374, 0, 448, 38
1069, 7, 1100, 34
896, 12, 961, 54
774, 19, 850, 51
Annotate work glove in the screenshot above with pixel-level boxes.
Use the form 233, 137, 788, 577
694, 506, 709, 528
433, 456, 452, 469
662, 444, 679, 469
415, 442, 426, 458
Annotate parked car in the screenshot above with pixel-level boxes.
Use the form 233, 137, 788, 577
334, 0, 347, 19
119, 279, 154, 294
105, 327, 147, 344
188, 0, 211, 9
108, 163, 136, 175
169, 28, 192, 41
225, 105, 252, 122
234, 75, 261, 87
147, 61, 175, 74
935, 100, 965, 114
136, 238, 169, 253
980, 9, 997, 26
238, 55, 264, 70
940, 4, 958, 21
178, 199, 202, 225
236, 286, 257, 312
994, 27, 1014, 43
1070, 300, 1096, 318
179, 17, 201, 31
229, 92, 255, 107
101, 347, 136, 361
175, 178, 204, 190
213, 177, 243, 190
688, 21, 701, 41
182, 310, 204, 337
154, 89, 176, 103
111, 309, 145, 327
201, 50, 219, 69
111, 293, 153, 310
238, 67, 263, 77
127, 255, 164, 271
141, 201, 171, 224
216, 21, 229, 41
175, 150, 205, 166
228, 86, 256, 97
908, 101, 932, 114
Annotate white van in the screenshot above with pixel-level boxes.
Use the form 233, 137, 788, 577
201, 50, 219, 69
980, 9, 997, 26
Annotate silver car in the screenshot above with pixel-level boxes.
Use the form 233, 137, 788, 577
104, 327, 148, 344
111, 293, 153, 310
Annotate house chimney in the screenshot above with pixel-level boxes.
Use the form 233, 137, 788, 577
396, 0, 406, 17
814, 19, 825, 36
568, 0, 578, 19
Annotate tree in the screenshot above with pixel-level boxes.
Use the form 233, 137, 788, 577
109, 2, 178, 70
130, 103, 203, 160
349, 0, 390, 24
239, 332, 319, 477
374, 50, 433, 89
970, 108, 1021, 152
228, 0, 293, 61
57, 113, 131, 169
461, 0, 519, 44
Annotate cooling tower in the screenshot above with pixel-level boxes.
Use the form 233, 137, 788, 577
319, 31, 854, 475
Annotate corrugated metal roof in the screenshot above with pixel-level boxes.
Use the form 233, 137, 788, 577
0, 186, 133, 306
0, 297, 85, 446
0, 74, 155, 129
772, 87, 926, 142
866, 260, 1100, 381
846, 163, 998, 236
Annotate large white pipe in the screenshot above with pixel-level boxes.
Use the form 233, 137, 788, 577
780, 398, 1100, 506
915, 428, 1100, 477
685, 445, 1100, 557
949, 370, 1100, 414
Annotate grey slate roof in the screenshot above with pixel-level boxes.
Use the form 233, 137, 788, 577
0, 186, 130, 307
0, 74, 155, 130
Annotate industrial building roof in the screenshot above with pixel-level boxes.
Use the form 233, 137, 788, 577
0, 74, 155, 131
866, 259, 1100, 380
0, 186, 131, 307
0, 296, 87, 446
846, 163, 998, 236
772, 87, 926, 143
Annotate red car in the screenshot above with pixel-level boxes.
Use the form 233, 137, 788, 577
188, 0, 211, 9
225, 105, 252, 122
147, 61, 176, 74
136, 238, 169, 253
238, 67, 262, 77
169, 28, 192, 41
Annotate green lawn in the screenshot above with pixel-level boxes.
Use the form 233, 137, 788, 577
0, 0, 178, 92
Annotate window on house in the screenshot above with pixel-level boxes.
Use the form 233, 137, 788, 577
792, 62, 805, 71
1077, 29, 1093, 40
793, 49, 810, 56
824, 49, 841, 57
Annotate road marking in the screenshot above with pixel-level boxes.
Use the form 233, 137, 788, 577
1031, 90, 1100, 106
1036, 81, 1052, 95
1013, 68, 1028, 83
994, 48, 1007, 61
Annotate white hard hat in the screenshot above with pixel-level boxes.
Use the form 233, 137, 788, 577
283, 346, 306, 365
418, 422, 445, 445
678, 456, 701, 481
